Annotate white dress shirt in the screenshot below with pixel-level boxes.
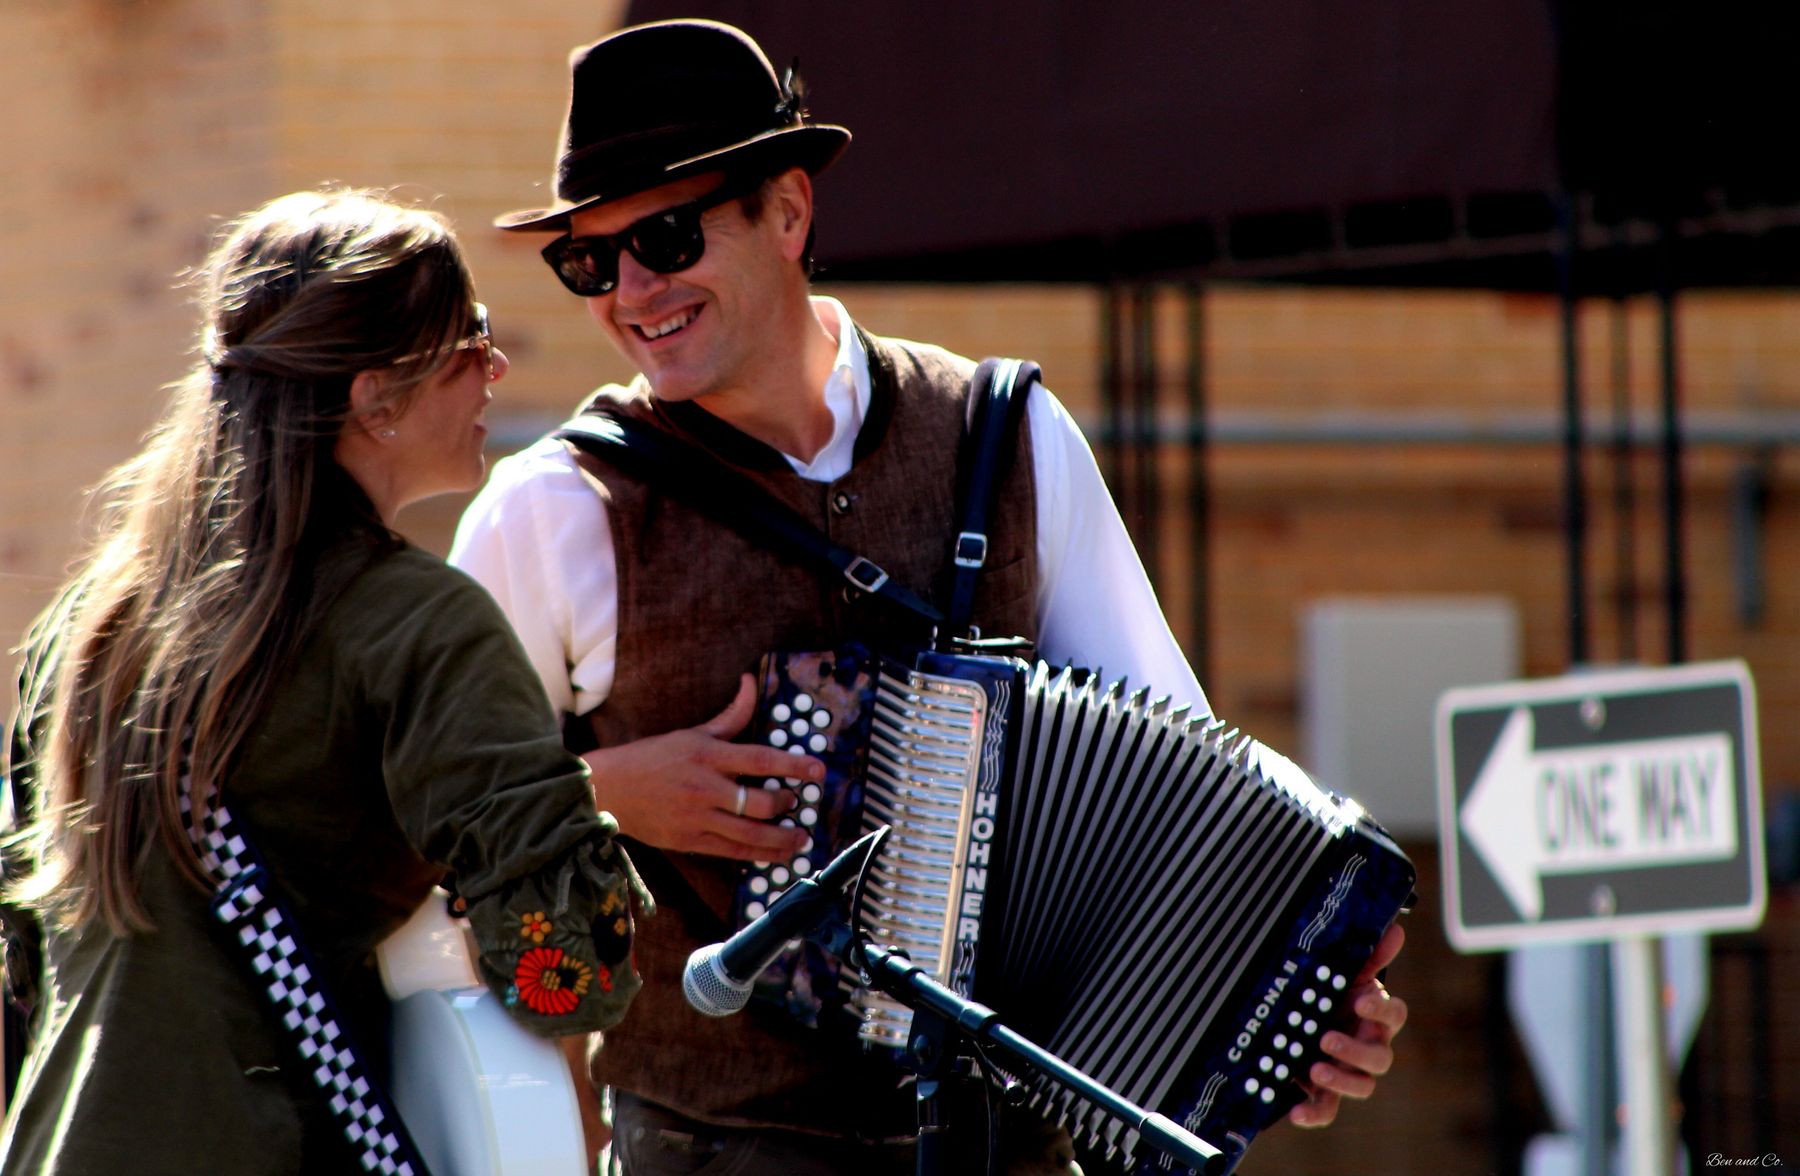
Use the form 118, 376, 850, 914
450, 297, 1208, 721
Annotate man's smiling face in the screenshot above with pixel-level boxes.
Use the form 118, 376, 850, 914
570, 171, 794, 405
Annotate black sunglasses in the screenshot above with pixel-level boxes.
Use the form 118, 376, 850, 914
540, 175, 763, 297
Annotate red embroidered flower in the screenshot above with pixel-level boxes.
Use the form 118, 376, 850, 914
513, 946, 593, 1016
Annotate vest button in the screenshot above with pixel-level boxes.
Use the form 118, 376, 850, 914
831, 491, 854, 515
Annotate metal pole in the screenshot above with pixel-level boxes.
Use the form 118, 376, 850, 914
1133, 283, 1160, 584
1656, 225, 1686, 665
1610, 230, 1638, 664
1614, 936, 1675, 1176
1581, 944, 1616, 1176
1184, 281, 1210, 688
1560, 191, 1609, 1176
1101, 281, 1125, 502
1558, 190, 1590, 666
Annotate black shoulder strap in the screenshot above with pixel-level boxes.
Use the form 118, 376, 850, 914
555, 414, 945, 629
946, 358, 1039, 635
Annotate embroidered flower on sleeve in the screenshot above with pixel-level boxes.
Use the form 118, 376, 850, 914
513, 946, 593, 1016
519, 911, 553, 943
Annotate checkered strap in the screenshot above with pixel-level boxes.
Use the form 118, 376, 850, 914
182, 787, 432, 1175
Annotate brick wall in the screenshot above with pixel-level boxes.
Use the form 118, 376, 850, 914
2, 0, 276, 679
3, 5, 1796, 1170
0, 0, 627, 683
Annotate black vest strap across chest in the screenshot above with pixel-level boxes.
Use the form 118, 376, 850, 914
555, 413, 947, 629
560, 336, 1037, 649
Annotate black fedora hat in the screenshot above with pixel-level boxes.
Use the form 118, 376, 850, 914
496, 19, 850, 233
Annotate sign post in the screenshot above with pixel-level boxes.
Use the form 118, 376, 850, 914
1437, 659, 1767, 1175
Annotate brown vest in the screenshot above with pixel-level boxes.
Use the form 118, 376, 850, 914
567, 332, 1039, 1134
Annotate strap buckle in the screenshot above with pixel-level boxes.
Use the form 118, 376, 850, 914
843, 556, 891, 595
953, 531, 989, 569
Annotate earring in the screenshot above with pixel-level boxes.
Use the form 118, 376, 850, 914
378, 428, 396, 439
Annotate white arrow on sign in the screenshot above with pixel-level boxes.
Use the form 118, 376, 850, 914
1460, 707, 1738, 920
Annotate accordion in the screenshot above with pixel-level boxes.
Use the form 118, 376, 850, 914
733, 645, 1415, 1175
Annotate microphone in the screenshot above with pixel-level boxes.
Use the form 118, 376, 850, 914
683, 826, 885, 1018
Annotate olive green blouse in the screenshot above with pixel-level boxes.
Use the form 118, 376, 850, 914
0, 535, 640, 1174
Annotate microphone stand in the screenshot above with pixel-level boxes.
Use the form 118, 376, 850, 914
806, 915, 1225, 1176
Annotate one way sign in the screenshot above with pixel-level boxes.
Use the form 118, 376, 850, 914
1436, 660, 1767, 951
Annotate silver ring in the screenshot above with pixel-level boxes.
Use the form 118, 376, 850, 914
734, 785, 747, 817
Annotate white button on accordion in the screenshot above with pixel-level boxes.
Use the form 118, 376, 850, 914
734, 645, 1415, 1175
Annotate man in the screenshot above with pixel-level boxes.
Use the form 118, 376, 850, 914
451, 18, 1407, 1174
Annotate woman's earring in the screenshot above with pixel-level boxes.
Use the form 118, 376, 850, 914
378, 428, 397, 439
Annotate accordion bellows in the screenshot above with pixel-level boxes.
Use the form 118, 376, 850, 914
735, 648, 1416, 1175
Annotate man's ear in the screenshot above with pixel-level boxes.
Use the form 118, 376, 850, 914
768, 168, 814, 264
346, 369, 397, 438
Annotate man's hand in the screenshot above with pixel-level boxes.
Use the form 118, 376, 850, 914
583, 673, 818, 862
1287, 921, 1408, 1129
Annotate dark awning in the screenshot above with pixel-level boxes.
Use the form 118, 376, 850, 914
624, 1, 1800, 290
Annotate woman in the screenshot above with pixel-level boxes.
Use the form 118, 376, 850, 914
1, 189, 640, 1173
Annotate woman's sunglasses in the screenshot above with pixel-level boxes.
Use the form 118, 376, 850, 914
396, 303, 492, 375
540, 175, 762, 297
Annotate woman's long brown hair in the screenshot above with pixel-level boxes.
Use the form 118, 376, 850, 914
10, 189, 479, 933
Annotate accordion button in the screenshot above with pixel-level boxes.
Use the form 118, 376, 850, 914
812, 710, 831, 727
799, 807, 818, 827
801, 784, 822, 803
794, 693, 814, 712
794, 857, 812, 875
1289, 1042, 1304, 1058
1332, 974, 1347, 991
1301, 988, 1316, 1004
747, 902, 766, 918
808, 734, 827, 752
1258, 1057, 1272, 1073
1273, 1034, 1288, 1049
1316, 965, 1331, 982
1318, 997, 1333, 1013
749, 876, 769, 895
770, 730, 789, 747
1275, 1064, 1290, 1081
1287, 1012, 1302, 1027
779, 818, 796, 828
1303, 1019, 1318, 1036
787, 745, 807, 756
1260, 1089, 1275, 1105
773, 704, 792, 722
790, 719, 810, 736
763, 778, 782, 790
771, 867, 791, 885
1244, 1079, 1260, 1095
